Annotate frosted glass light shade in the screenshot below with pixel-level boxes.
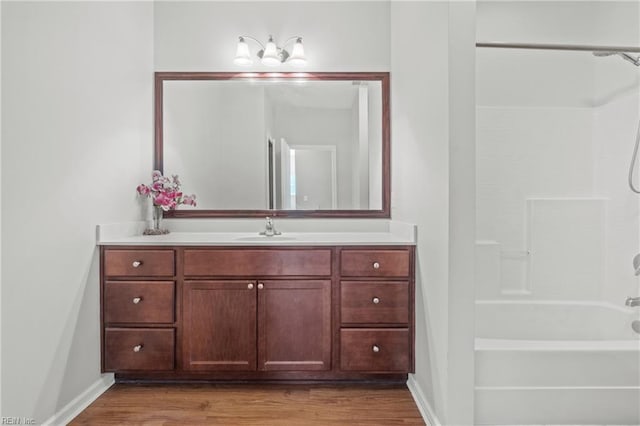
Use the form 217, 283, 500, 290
287, 38, 307, 66
233, 38, 252, 65
261, 37, 281, 66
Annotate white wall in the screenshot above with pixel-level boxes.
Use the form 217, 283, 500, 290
447, 3, 476, 422
164, 82, 267, 209
293, 148, 334, 209
391, 2, 476, 424
391, 2, 450, 419
0, 1, 3, 416
1, 2, 154, 422
478, 1, 637, 46
274, 103, 353, 208
154, 1, 390, 72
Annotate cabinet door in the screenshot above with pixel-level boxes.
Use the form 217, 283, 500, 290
257, 280, 331, 371
183, 281, 256, 371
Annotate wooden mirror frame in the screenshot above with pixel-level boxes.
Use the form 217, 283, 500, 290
155, 72, 390, 218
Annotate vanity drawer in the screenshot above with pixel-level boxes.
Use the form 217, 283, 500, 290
183, 249, 331, 277
104, 249, 175, 277
341, 249, 410, 278
104, 281, 175, 324
340, 328, 409, 372
104, 328, 174, 371
341, 281, 409, 325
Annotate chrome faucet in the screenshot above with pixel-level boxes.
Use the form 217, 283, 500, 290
259, 216, 281, 237
625, 297, 640, 307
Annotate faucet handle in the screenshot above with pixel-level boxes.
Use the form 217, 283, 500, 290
625, 297, 640, 307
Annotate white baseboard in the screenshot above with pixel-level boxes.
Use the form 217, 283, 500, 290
407, 375, 441, 426
42, 374, 114, 426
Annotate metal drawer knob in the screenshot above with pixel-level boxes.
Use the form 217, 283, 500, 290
133, 344, 143, 353
257, 283, 264, 290
373, 262, 380, 269
247, 283, 254, 290
132, 261, 142, 268
372, 345, 380, 353
372, 297, 380, 304
132, 297, 142, 304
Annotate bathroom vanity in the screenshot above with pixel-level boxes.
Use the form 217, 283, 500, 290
98, 71, 413, 383
99, 232, 415, 383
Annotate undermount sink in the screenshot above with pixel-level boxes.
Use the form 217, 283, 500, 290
234, 235, 298, 242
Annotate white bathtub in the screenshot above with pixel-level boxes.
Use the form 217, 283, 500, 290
475, 300, 640, 425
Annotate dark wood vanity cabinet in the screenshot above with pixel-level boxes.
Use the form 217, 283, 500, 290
102, 249, 177, 372
100, 245, 414, 382
339, 249, 412, 373
182, 279, 331, 372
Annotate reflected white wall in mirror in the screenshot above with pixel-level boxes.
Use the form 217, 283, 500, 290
279, 143, 337, 210
162, 79, 383, 211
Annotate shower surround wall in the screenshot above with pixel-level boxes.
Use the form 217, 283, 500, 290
476, 56, 639, 307
475, 1, 640, 424
593, 60, 640, 307
476, 0, 640, 316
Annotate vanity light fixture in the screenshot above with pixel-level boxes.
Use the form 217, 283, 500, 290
234, 35, 307, 66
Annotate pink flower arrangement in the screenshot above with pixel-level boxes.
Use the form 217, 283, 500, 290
137, 170, 197, 211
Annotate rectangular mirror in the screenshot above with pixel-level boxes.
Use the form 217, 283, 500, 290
155, 72, 390, 218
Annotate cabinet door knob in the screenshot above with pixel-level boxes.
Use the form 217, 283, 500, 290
372, 262, 380, 269
247, 283, 254, 290
372, 345, 380, 353
132, 297, 142, 304
132, 261, 142, 268
133, 344, 143, 353
372, 297, 380, 304
257, 283, 264, 290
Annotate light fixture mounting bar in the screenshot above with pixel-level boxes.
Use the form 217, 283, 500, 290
234, 35, 307, 66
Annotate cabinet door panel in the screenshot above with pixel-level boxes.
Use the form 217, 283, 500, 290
258, 280, 331, 371
183, 281, 256, 371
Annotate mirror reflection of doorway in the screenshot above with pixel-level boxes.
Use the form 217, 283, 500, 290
279, 139, 337, 210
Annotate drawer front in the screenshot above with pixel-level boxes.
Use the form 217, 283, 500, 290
184, 249, 331, 277
104, 281, 175, 324
340, 328, 409, 372
104, 249, 175, 277
104, 328, 174, 371
341, 281, 409, 324
340, 250, 410, 278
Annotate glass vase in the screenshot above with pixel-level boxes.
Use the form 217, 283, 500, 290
143, 206, 170, 235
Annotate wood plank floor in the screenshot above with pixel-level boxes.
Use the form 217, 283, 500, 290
70, 384, 425, 425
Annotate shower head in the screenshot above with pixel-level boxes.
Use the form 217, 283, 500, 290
633, 253, 640, 276
592, 51, 640, 66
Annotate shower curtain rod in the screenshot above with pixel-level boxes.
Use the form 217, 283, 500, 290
476, 42, 640, 53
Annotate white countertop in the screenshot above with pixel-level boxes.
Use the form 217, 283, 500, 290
96, 220, 416, 246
